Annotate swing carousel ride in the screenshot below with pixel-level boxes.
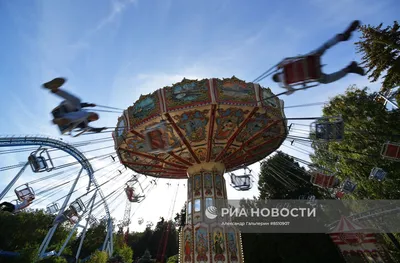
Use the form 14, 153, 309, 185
113, 76, 288, 263
1, 26, 400, 263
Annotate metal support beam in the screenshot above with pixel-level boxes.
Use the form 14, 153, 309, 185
75, 191, 98, 262
38, 167, 84, 258
0, 162, 29, 201
102, 218, 114, 257
57, 222, 81, 257
378, 92, 399, 109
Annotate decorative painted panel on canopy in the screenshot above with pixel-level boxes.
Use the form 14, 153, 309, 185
113, 77, 288, 179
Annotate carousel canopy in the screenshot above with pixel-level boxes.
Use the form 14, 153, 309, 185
329, 216, 377, 247
330, 216, 366, 233
113, 77, 288, 179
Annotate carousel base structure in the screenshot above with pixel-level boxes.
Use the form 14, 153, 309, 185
179, 162, 244, 263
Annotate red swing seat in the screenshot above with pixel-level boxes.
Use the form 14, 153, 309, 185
280, 55, 322, 86
335, 191, 345, 199
125, 187, 134, 201
310, 171, 338, 188
381, 142, 400, 161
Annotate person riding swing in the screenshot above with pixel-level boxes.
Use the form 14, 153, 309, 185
42, 77, 106, 135
0, 196, 34, 213
272, 20, 365, 95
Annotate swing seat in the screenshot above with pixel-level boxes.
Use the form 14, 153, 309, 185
62, 209, 80, 224
306, 196, 317, 206
70, 198, 85, 213
52, 105, 90, 137
130, 195, 145, 203
14, 184, 35, 202
58, 121, 89, 137
88, 215, 98, 227
28, 155, 48, 172
125, 186, 145, 202
230, 167, 253, 191
308, 195, 316, 201
381, 142, 400, 161
230, 174, 252, 191
342, 179, 357, 194
28, 149, 54, 172
310, 118, 344, 141
280, 55, 322, 87
310, 171, 338, 188
125, 177, 145, 202
335, 191, 345, 199
299, 195, 307, 200
143, 121, 173, 154
369, 167, 387, 181
46, 203, 59, 214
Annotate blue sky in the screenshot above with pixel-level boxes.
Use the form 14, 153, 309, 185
0, 0, 399, 231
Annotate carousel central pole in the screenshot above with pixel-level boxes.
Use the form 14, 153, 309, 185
180, 162, 244, 263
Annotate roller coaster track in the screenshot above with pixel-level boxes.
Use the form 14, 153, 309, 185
0, 135, 113, 258
327, 202, 400, 229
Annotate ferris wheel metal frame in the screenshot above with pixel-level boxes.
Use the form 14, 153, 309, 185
0, 135, 114, 260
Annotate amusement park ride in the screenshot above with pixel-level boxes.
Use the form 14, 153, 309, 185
1, 20, 400, 263
0, 136, 114, 261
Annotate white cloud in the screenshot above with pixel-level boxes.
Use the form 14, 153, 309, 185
93, 0, 138, 33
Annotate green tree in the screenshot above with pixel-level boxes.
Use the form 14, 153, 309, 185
71, 219, 108, 260
356, 21, 400, 91
241, 232, 344, 263
86, 251, 108, 263
37, 256, 68, 263
137, 250, 154, 263
113, 235, 133, 263
310, 85, 400, 199
258, 151, 330, 199
245, 151, 346, 262
127, 229, 153, 261
173, 205, 186, 232
114, 245, 133, 263
0, 210, 73, 263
